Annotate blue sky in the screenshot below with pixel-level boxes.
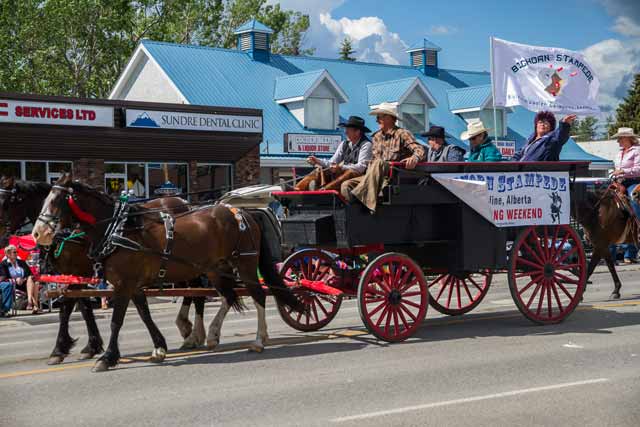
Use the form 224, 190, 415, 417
274, 0, 640, 113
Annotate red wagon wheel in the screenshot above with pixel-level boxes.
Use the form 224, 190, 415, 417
508, 225, 586, 325
278, 249, 343, 331
427, 271, 492, 316
358, 253, 428, 342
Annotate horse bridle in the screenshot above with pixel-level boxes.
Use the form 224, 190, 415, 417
36, 185, 74, 234
0, 187, 31, 235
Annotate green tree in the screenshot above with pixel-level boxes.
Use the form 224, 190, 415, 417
576, 116, 598, 142
610, 73, 640, 136
604, 115, 615, 139
0, 0, 313, 98
339, 37, 356, 61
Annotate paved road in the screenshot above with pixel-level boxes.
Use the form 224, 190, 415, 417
1, 265, 639, 427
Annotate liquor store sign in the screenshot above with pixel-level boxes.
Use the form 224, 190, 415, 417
284, 133, 342, 154
0, 99, 114, 127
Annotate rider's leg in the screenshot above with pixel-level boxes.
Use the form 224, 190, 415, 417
294, 169, 321, 191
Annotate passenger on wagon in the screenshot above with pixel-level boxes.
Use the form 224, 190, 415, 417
341, 102, 425, 213
512, 111, 577, 161
461, 121, 502, 162
421, 125, 466, 162
295, 116, 372, 191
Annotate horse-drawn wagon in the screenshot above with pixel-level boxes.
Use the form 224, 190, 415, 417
274, 161, 591, 342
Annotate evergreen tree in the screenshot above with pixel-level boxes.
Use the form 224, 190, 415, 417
610, 73, 640, 135
339, 37, 356, 61
604, 115, 615, 139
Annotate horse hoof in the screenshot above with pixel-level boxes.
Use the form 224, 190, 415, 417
206, 340, 219, 351
78, 352, 96, 360
91, 360, 110, 373
149, 347, 167, 363
47, 355, 65, 365
180, 340, 197, 350
610, 293, 621, 300
248, 343, 264, 353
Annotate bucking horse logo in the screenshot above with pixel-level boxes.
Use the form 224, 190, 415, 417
549, 191, 562, 223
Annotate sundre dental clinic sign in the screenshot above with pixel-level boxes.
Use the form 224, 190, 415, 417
126, 109, 262, 133
433, 171, 570, 227
0, 99, 114, 127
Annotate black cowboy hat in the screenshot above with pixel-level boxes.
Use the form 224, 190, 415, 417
338, 116, 371, 133
421, 125, 446, 139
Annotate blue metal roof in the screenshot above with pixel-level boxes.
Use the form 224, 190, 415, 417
139, 39, 607, 162
407, 38, 442, 52
274, 69, 327, 101
367, 78, 416, 106
447, 85, 492, 111
234, 19, 273, 34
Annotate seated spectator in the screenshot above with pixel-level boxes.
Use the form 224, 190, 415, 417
421, 126, 466, 162
461, 121, 502, 162
0, 244, 41, 315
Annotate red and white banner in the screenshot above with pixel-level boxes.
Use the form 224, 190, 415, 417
0, 99, 114, 127
284, 133, 342, 154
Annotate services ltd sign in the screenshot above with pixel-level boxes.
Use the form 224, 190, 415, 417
0, 99, 114, 127
126, 109, 262, 133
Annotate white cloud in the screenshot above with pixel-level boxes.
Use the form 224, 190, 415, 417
612, 16, 640, 37
583, 38, 640, 112
429, 25, 457, 35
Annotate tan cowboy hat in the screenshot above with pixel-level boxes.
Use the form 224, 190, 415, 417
369, 102, 399, 119
460, 121, 491, 140
612, 127, 639, 142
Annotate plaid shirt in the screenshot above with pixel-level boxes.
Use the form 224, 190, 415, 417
371, 126, 426, 162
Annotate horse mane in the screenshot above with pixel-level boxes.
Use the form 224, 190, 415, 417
70, 180, 116, 207
15, 180, 51, 195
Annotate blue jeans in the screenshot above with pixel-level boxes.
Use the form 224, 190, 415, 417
610, 244, 638, 261
0, 281, 13, 312
627, 183, 640, 218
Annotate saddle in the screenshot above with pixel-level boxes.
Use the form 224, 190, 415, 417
607, 183, 640, 244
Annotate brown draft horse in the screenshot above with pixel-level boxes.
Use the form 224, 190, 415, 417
0, 176, 205, 363
573, 184, 638, 299
32, 174, 302, 372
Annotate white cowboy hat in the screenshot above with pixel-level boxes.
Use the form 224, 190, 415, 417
612, 127, 639, 141
460, 121, 491, 140
369, 102, 399, 119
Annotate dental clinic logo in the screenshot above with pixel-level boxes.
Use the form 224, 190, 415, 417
129, 112, 159, 128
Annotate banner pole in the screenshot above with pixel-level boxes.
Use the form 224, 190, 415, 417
489, 37, 500, 146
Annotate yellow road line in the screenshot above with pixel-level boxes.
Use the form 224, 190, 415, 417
1, 300, 637, 380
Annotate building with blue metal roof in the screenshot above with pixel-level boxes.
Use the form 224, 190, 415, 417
110, 20, 609, 183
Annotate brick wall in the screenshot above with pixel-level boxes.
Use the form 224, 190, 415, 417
234, 146, 260, 187
73, 158, 104, 188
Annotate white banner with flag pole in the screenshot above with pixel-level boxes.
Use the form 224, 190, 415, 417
491, 37, 600, 115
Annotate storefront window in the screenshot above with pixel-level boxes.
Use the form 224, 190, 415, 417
105, 163, 125, 174
25, 162, 46, 182
0, 161, 21, 178
126, 163, 146, 198
148, 163, 188, 195
196, 164, 232, 199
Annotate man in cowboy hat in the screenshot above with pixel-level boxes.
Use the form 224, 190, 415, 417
295, 116, 373, 191
341, 102, 426, 212
421, 125, 466, 162
461, 121, 502, 162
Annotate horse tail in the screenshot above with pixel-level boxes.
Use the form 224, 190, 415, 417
252, 211, 305, 313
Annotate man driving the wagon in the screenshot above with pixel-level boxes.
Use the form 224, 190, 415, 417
341, 102, 426, 213
295, 116, 373, 191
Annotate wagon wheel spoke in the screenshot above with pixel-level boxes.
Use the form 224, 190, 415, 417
455, 279, 462, 309
553, 272, 580, 284
392, 308, 401, 335
317, 294, 339, 304
396, 305, 410, 332
548, 225, 561, 260
461, 278, 474, 302
520, 239, 546, 267
434, 275, 451, 302
367, 299, 388, 318
543, 226, 550, 261
402, 291, 423, 297
535, 280, 546, 316
516, 256, 545, 271
399, 277, 418, 294
550, 229, 569, 262
547, 281, 553, 318
555, 279, 575, 299
530, 227, 548, 263
555, 246, 579, 266
553, 263, 581, 271
310, 298, 320, 323
428, 274, 446, 288
518, 273, 544, 296
398, 302, 418, 322
384, 306, 394, 336
402, 299, 422, 309
525, 281, 543, 309
314, 296, 330, 318
446, 276, 455, 308
549, 279, 564, 312
375, 305, 390, 328
392, 264, 403, 289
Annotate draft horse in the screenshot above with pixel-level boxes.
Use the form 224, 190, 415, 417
0, 176, 205, 364
32, 174, 302, 372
